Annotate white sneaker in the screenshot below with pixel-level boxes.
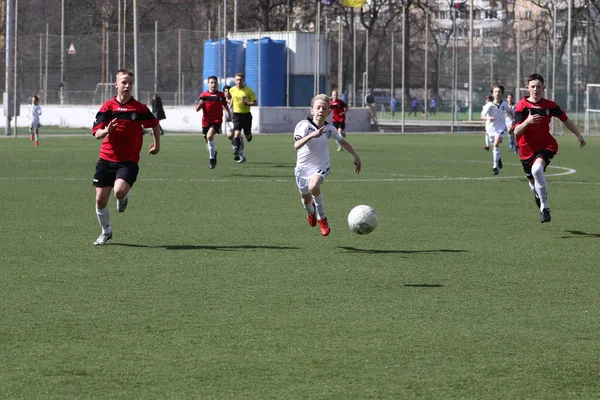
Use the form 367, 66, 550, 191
93, 232, 112, 246
117, 197, 128, 213
237, 154, 247, 163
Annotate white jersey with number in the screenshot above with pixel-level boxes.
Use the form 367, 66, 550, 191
481, 100, 509, 135
294, 119, 343, 179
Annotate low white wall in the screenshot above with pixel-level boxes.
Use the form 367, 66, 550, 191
11, 104, 373, 134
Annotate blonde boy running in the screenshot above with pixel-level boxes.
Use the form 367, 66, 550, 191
293, 94, 361, 236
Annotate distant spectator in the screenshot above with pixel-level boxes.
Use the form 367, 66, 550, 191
151, 93, 166, 135
410, 97, 419, 116
365, 91, 378, 125
390, 97, 397, 118
429, 98, 437, 115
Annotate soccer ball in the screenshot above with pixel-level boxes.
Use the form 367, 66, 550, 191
348, 205, 378, 235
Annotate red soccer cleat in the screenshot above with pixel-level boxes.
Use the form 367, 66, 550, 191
30, 134, 34, 141
307, 202, 317, 227
35, 141, 39, 147
318, 218, 331, 236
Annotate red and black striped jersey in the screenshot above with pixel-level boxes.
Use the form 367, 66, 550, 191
198, 90, 228, 126
513, 96, 567, 160
92, 96, 158, 163
330, 99, 348, 123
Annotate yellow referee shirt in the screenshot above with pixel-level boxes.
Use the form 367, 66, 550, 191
229, 86, 257, 114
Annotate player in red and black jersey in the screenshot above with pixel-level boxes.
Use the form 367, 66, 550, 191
91, 69, 160, 245
196, 75, 232, 169
330, 89, 348, 152
513, 73, 586, 223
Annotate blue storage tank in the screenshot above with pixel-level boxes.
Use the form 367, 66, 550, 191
203, 39, 244, 92
245, 37, 286, 107
289, 75, 327, 107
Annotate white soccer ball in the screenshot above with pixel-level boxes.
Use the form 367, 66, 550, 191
348, 205, 378, 235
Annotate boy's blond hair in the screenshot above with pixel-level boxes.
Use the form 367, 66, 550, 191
311, 94, 330, 108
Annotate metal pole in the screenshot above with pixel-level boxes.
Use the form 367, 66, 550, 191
451, 5, 456, 134
468, 0, 472, 121
133, 0, 140, 99
5, 0, 14, 136
39, 33, 42, 93
365, 29, 369, 100
178, 29, 182, 105
106, 28, 110, 102
566, 0, 572, 111
338, 16, 343, 91
118, 0, 121, 67
44, 23, 48, 104
60, 0, 64, 105
122, 0, 127, 66
315, 2, 321, 96
391, 31, 394, 114
258, 28, 262, 106
286, 1, 290, 106
424, 12, 428, 121
552, 5, 557, 101
516, 12, 521, 98
401, 5, 405, 133
13, 0, 18, 137
154, 21, 158, 93
224, 0, 227, 87
234, 0, 237, 33
352, 9, 356, 107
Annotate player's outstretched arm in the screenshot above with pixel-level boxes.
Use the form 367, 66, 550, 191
562, 119, 587, 147
149, 125, 161, 155
340, 140, 361, 173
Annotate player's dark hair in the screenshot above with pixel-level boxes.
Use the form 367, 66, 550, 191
207, 75, 218, 82
223, 85, 231, 91
491, 84, 504, 94
527, 73, 544, 85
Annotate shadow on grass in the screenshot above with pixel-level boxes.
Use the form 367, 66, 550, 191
404, 284, 444, 288
562, 230, 600, 238
112, 244, 299, 251
228, 173, 290, 178
338, 246, 468, 255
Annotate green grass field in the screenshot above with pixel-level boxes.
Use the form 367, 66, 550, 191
1, 132, 599, 399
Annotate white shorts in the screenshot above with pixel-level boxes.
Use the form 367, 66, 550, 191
487, 131, 505, 145
295, 169, 330, 195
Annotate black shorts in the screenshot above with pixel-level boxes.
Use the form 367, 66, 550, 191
521, 150, 556, 180
202, 123, 222, 136
333, 121, 345, 130
233, 113, 252, 135
93, 158, 139, 188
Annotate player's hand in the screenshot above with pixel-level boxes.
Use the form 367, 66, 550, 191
106, 118, 118, 133
227, 115, 232, 122
354, 156, 361, 174
578, 136, 587, 147
312, 126, 325, 138
148, 143, 160, 155
484, 146, 490, 151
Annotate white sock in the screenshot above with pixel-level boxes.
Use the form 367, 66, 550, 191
303, 200, 315, 215
532, 162, 548, 210
96, 207, 112, 234
313, 192, 325, 220
493, 147, 500, 168
207, 139, 216, 158
34, 133, 39, 141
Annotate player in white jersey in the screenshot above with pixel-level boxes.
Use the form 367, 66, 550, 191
481, 84, 509, 175
27, 95, 42, 147
294, 94, 361, 236
505, 93, 517, 154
